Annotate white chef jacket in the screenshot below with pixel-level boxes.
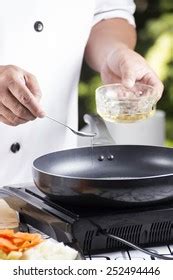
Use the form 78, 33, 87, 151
0, 0, 135, 186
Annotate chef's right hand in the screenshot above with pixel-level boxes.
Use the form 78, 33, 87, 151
0, 65, 45, 126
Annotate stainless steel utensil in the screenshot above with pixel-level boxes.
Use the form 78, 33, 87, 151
45, 115, 96, 137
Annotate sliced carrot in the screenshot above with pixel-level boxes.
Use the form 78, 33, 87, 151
13, 232, 41, 241
0, 229, 43, 253
0, 237, 18, 250
12, 238, 25, 245
0, 230, 43, 253
0, 230, 14, 238
0, 246, 11, 254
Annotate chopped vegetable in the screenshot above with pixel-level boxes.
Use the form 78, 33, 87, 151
22, 239, 78, 260
0, 237, 18, 253
0, 229, 43, 254
0, 249, 22, 260
0, 229, 78, 260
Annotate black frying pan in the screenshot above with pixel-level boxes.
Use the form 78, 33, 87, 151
32, 115, 173, 208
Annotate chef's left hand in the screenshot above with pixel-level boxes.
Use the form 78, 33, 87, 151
100, 47, 164, 99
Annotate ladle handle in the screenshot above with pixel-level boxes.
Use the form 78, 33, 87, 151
83, 114, 115, 145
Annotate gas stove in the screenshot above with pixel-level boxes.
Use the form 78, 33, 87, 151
1, 183, 173, 258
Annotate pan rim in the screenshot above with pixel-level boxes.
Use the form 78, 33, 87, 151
32, 145, 173, 180
32, 165, 173, 181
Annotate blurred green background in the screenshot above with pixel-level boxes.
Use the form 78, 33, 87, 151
78, 0, 173, 146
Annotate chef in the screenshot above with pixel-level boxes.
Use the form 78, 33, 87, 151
0, 0, 163, 186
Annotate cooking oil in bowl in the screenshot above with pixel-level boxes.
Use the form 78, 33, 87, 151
97, 107, 156, 123
95, 83, 159, 123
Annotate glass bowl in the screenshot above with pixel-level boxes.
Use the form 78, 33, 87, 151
95, 83, 159, 123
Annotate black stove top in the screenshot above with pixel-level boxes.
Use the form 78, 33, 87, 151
1, 183, 173, 254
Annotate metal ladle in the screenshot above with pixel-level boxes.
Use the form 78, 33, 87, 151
45, 115, 96, 138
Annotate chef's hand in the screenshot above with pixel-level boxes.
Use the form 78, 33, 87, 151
0, 65, 45, 126
100, 47, 164, 99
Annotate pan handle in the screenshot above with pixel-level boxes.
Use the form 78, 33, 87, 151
83, 114, 115, 145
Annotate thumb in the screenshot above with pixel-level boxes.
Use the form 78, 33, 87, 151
121, 70, 136, 88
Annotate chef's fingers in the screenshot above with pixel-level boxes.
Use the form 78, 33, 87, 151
0, 115, 13, 126
8, 78, 45, 118
1, 90, 35, 121
24, 72, 42, 101
121, 69, 136, 88
0, 103, 27, 126
101, 62, 122, 84
140, 72, 164, 100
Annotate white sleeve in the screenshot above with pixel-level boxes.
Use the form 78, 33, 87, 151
93, 0, 136, 26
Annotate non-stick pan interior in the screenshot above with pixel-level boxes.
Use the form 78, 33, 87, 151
33, 145, 173, 179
